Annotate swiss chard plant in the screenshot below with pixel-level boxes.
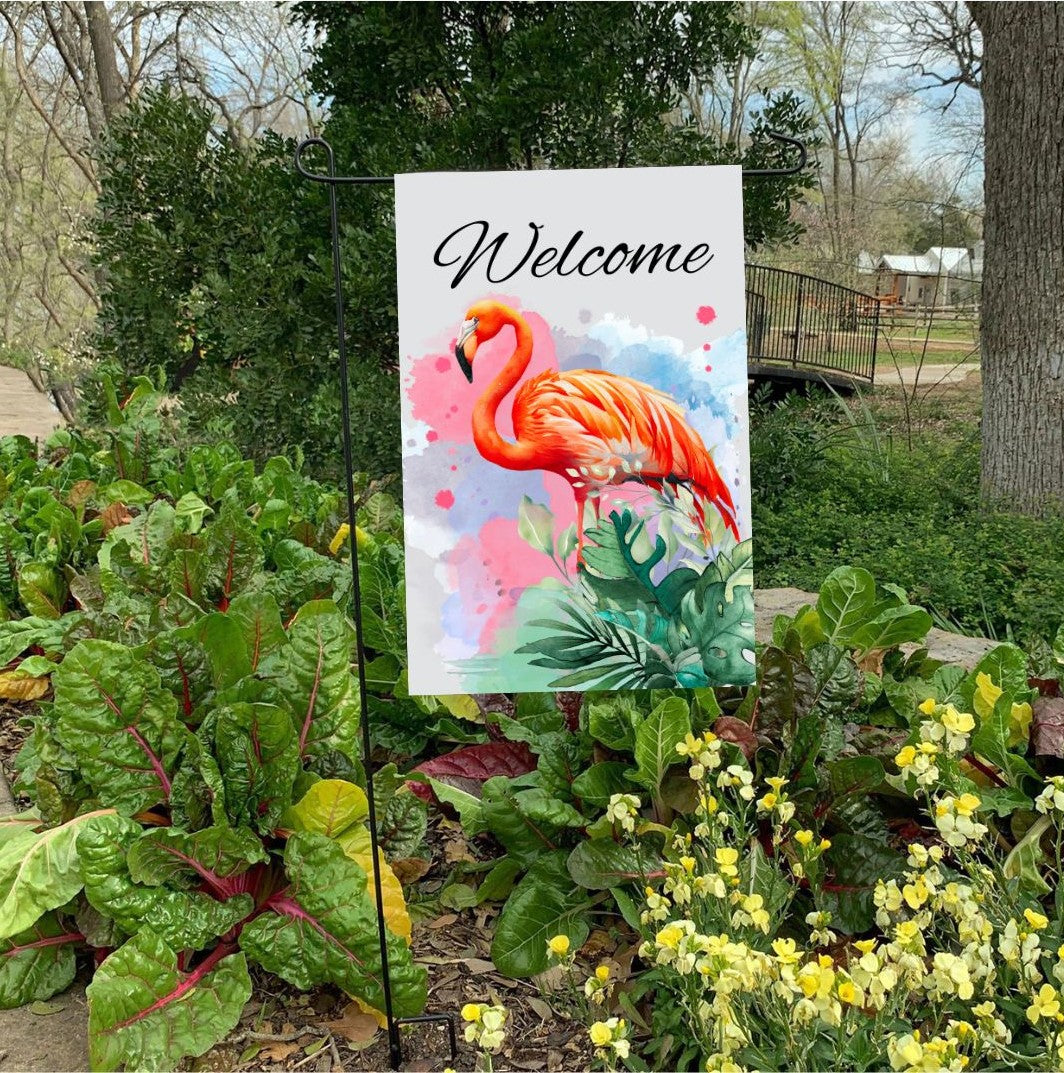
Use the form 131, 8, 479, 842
0, 607, 428, 1072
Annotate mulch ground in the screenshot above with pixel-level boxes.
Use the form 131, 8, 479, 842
0, 700, 596, 1072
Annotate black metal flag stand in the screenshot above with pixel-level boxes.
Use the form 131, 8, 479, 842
293, 132, 806, 1071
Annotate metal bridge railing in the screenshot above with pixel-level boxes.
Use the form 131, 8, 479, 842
746, 264, 879, 384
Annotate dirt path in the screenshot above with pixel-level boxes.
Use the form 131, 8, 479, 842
875, 361, 980, 387
0, 366, 63, 441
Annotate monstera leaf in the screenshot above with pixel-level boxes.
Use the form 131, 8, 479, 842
581, 508, 700, 615
259, 601, 360, 761
680, 576, 756, 686
79, 816, 252, 951
239, 832, 426, 1017
0, 912, 80, 1009
87, 929, 251, 1072
53, 640, 190, 815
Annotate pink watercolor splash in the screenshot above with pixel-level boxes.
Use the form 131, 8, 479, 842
406, 296, 570, 651
696, 305, 716, 325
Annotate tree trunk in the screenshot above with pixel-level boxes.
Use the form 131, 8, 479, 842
84, 1, 125, 125
970, 2, 1064, 514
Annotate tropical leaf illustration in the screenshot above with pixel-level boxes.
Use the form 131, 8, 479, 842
519, 504, 755, 690
517, 600, 677, 690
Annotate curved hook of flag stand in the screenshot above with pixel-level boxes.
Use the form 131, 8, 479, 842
293, 129, 808, 1071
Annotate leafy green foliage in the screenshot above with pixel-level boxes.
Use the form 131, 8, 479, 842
90, 91, 396, 482
751, 390, 1064, 649
88, 6, 813, 486
0, 416, 439, 1070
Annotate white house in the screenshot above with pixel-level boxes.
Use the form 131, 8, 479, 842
871, 244, 982, 308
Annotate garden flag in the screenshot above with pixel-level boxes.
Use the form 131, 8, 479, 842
395, 166, 754, 695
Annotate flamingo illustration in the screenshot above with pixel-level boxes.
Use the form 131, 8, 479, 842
454, 300, 740, 558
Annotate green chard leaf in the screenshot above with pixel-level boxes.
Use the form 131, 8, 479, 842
480, 779, 583, 865
631, 697, 691, 798
0, 809, 114, 939
259, 601, 360, 761
16, 562, 67, 619
0, 913, 80, 1009
87, 930, 251, 1072
567, 839, 658, 890
816, 566, 877, 646
224, 591, 286, 673
213, 703, 300, 832
79, 816, 252, 952
491, 851, 591, 978
53, 640, 190, 815
126, 826, 268, 892
239, 832, 426, 1018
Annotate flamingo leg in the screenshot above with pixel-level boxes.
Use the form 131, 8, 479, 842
574, 489, 588, 565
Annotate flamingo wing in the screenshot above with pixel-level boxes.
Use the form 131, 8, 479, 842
513, 368, 739, 535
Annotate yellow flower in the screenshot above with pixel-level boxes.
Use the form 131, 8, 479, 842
595, 964, 611, 983
919, 697, 938, 715
819, 838, 831, 851
895, 745, 917, 768
888, 1033, 925, 1071
765, 776, 787, 792
837, 979, 857, 1004
715, 847, 739, 876
1028, 984, 1061, 1024
758, 792, 778, 810
1025, 908, 1049, 931
680, 856, 696, 874
656, 924, 684, 950
854, 939, 876, 955
772, 937, 802, 964
794, 829, 814, 847
676, 732, 703, 756
462, 1003, 483, 1022
940, 706, 975, 735
955, 792, 981, 817
547, 934, 571, 957
589, 1022, 613, 1047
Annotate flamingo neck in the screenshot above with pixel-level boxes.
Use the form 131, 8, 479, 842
472, 311, 537, 469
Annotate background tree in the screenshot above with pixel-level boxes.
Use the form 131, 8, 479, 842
968, 2, 1064, 515
769, 1, 902, 281
0, 1, 321, 418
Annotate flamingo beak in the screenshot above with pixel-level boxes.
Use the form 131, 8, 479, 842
455, 318, 478, 382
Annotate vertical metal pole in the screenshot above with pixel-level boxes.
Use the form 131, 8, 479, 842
321, 143, 402, 1071
871, 295, 881, 383
793, 274, 804, 368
